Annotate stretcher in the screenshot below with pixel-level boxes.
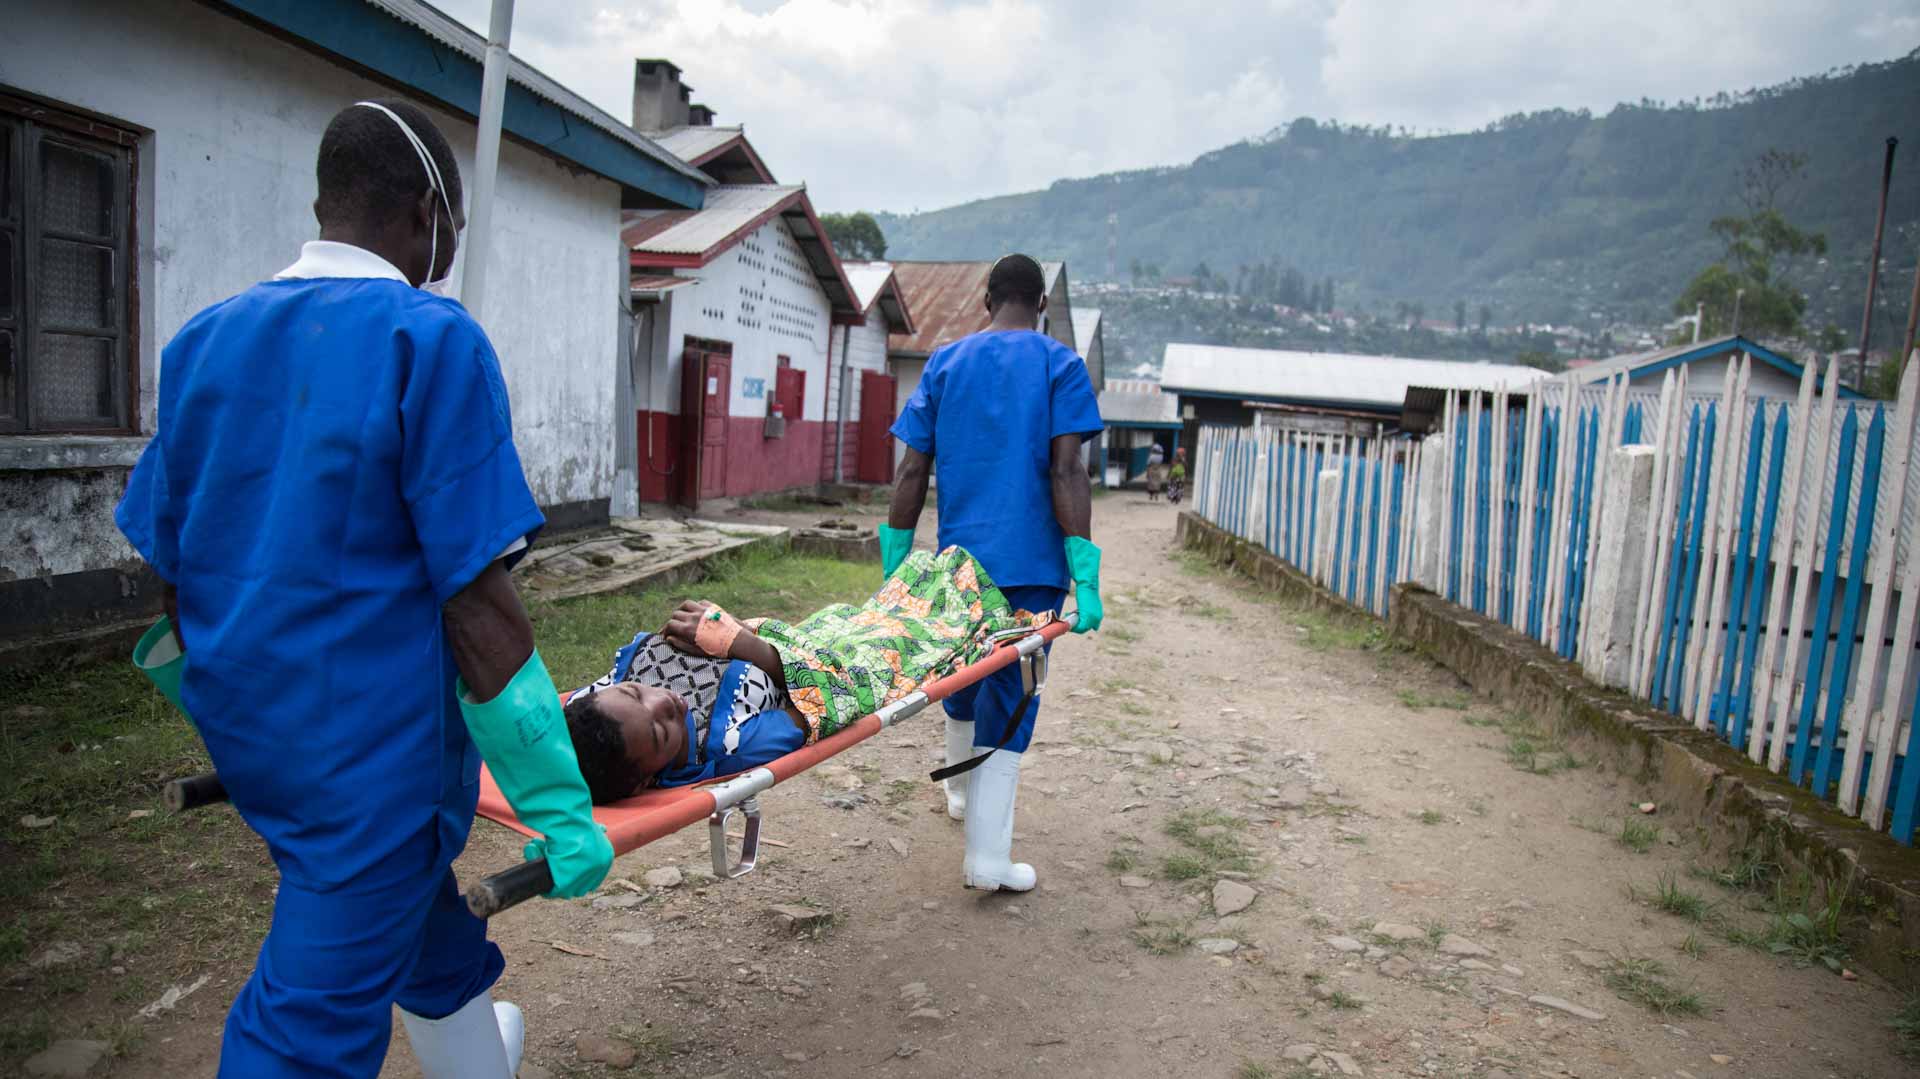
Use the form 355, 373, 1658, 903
164, 616, 1070, 920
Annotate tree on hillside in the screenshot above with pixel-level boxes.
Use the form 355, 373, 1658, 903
820, 211, 887, 260
1672, 149, 1826, 339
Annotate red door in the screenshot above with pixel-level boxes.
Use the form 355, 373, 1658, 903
857, 370, 896, 484
679, 338, 732, 507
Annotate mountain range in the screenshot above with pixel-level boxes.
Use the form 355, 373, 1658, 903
879, 51, 1920, 336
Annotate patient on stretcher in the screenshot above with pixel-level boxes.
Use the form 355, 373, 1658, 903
564, 546, 1051, 803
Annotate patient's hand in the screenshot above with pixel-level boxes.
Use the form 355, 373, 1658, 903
662, 600, 714, 655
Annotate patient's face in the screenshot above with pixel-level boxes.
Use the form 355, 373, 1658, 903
593, 682, 689, 777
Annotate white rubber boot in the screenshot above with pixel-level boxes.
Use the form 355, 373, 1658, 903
962, 749, 1036, 892
943, 718, 975, 820
400, 990, 523, 1079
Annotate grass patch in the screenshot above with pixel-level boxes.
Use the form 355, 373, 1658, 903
1892, 995, 1920, 1059
1477, 711, 1580, 775
1162, 809, 1255, 874
1235, 1062, 1278, 1079
1605, 958, 1707, 1016
1104, 625, 1142, 644
1414, 809, 1446, 826
1130, 913, 1196, 956
614, 1023, 680, 1063
1325, 990, 1364, 1010
882, 779, 918, 806
1118, 700, 1154, 717
1651, 872, 1711, 921
1397, 690, 1470, 711
1105, 847, 1143, 873
527, 546, 875, 688
1617, 818, 1660, 853
1293, 608, 1394, 653
1677, 932, 1706, 960
1177, 597, 1234, 622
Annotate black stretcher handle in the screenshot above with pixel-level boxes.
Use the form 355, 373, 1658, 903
465, 858, 553, 919
166, 772, 230, 812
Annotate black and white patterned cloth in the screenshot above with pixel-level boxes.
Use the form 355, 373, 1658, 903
571, 632, 784, 769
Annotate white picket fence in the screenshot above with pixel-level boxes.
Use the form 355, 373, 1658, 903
1194, 353, 1920, 843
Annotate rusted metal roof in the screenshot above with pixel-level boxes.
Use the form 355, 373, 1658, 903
887, 262, 991, 356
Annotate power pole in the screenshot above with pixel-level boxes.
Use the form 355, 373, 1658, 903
1855, 137, 1898, 391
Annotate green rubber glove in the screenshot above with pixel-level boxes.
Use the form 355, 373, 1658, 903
1065, 536, 1103, 634
878, 524, 915, 580
132, 617, 190, 717
458, 650, 613, 899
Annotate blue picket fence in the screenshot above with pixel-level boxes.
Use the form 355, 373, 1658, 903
1195, 358, 1920, 842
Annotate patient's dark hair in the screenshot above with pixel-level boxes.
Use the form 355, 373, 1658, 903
565, 693, 648, 805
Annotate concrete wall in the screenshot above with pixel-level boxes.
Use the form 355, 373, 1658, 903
635, 211, 835, 503
1, 0, 626, 637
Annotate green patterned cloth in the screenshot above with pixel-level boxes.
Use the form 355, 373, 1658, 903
751, 547, 1051, 741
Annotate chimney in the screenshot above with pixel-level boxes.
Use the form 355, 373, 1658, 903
688, 103, 716, 127
631, 59, 692, 132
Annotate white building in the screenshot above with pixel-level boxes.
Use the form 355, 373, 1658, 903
833, 262, 916, 484
624, 182, 861, 506
0, 0, 707, 655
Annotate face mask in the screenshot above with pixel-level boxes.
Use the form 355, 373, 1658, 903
352, 101, 458, 293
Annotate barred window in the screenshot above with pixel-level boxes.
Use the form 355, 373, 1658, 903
0, 89, 138, 434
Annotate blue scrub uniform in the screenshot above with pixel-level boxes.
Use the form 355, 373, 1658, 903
117, 244, 543, 1077
890, 329, 1102, 751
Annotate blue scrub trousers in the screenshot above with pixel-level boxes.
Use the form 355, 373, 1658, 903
219, 844, 503, 1076
944, 585, 1067, 753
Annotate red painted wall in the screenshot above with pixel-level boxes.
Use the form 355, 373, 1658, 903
635, 411, 830, 506
818, 421, 862, 483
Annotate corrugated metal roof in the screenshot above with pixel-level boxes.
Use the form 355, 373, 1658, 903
1162, 343, 1547, 411
629, 274, 699, 297
358, 0, 708, 190
1566, 333, 1857, 396
1071, 307, 1102, 348
888, 262, 992, 356
624, 185, 859, 316
651, 125, 744, 163
1100, 378, 1178, 426
622, 185, 804, 256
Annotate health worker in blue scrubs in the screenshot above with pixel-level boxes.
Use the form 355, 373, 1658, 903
883, 253, 1105, 892
115, 100, 612, 1078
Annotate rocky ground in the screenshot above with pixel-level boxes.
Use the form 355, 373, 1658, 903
22, 493, 1918, 1077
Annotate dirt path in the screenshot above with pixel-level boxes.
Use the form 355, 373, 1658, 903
118, 495, 1915, 1077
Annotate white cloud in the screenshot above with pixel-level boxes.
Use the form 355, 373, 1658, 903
1320, 0, 1920, 133
432, 0, 1913, 213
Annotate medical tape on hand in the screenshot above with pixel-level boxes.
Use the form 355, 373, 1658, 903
694, 605, 744, 659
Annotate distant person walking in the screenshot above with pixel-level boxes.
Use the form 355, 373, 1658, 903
1168, 447, 1187, 504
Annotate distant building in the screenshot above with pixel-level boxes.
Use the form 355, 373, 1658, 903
832, 262, 917, 484
1570, 334, 1860, 399
1071, 306, 1109, 484
1098, 380, 1181, 486
2, 0, 706, 656
1160, 343, 1547, 448
624, 62, 864, 509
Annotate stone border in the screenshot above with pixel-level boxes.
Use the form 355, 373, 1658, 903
1177, 511, 1920, 987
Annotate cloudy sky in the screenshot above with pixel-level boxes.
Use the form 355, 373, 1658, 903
435, 0, 1917, 215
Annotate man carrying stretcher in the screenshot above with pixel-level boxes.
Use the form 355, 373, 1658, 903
115, 101, 607, 1078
